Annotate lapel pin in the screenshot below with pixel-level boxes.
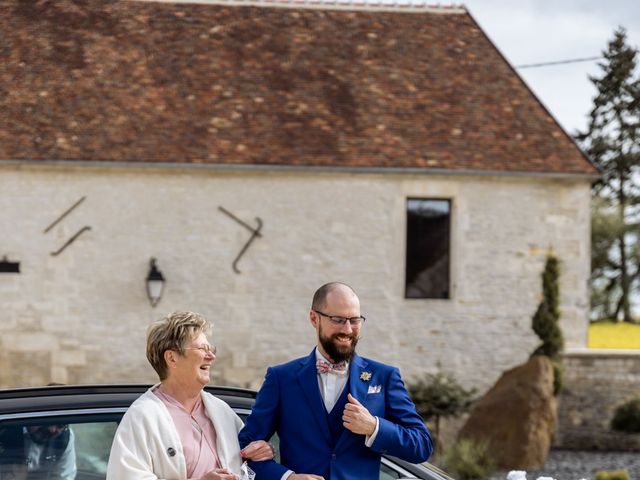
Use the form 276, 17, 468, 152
167, 447, 176, 457
360, 371, 372, 381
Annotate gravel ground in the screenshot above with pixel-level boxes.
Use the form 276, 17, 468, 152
489, 449, 640, 480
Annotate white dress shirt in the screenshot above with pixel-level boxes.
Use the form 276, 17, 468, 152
316, 348, 350, 413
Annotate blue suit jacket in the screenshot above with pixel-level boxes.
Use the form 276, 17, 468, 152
238, 349, 433, 480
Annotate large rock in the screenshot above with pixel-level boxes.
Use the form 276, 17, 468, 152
458, 356, 556, 469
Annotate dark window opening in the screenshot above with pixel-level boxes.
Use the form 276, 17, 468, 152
0, 256, 20, 273
405, 198, 450, 299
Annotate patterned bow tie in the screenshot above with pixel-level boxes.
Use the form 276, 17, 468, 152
316, 359, 347, 375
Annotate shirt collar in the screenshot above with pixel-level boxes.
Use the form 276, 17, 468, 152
314, 347, 350, 371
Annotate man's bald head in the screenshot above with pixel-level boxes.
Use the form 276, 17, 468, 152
311, 282, 358, 311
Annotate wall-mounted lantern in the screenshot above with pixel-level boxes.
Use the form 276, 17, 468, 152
146, 258, 165, 307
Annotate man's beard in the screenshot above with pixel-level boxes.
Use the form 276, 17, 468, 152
319, 323, 358, 363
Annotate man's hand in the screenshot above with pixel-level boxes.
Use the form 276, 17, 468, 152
343, 393, 376, 436
289, 475, 324, 480
200, 467, 238, 480
240, 440, 275, 461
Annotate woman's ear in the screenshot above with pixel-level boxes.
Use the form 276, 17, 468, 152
164, 349, 176, 368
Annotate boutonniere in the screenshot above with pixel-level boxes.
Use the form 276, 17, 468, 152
360, 371, 372, 381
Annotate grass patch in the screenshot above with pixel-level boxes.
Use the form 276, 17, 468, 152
588, 321, 640, 349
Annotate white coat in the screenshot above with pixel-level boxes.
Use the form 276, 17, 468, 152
106, 385, 244, 480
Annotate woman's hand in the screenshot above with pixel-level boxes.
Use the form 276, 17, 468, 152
200, 467, 238, 480
240, 440, 275, 461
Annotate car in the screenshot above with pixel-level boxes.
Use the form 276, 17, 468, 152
0, 384, 454, 480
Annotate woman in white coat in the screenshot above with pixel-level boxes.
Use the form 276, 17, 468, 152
107, 311, 272, 480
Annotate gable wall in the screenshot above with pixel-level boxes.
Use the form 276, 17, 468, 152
0, 165, 590, 391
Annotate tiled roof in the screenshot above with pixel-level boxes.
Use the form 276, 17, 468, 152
0, 0, 597, 175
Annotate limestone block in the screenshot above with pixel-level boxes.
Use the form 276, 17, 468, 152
51, 366, 69, 384
222, 367, 258, 387
233, 351, 248, 368
2, 332, 57, 352
8, 351, 52, 386
53, 350, 87, 367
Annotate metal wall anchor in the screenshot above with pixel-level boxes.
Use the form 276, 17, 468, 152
218, 206, 263, 274
50, 226, 92, 256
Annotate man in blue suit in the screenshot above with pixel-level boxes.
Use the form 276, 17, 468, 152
238, 282, 433, 480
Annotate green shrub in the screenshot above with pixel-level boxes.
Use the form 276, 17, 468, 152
595, 469, 630, 480
408, 372, 476, 442
444, 439, 495, 480
611, 397, 640, 433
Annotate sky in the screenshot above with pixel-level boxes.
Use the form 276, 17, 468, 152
461, 0, 640, 136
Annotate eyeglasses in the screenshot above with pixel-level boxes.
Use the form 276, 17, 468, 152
313, 310, 366, 326
185, 344, 217, 355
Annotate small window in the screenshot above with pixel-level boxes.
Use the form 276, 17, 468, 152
405, 198, 450, 299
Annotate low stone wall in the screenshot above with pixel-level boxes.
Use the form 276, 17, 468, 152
555, 349, 640, 450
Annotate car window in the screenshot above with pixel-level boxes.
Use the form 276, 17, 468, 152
380, 462, 406, 479
0, 414, 121, 480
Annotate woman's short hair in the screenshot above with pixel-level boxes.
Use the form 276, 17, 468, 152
146, 311, 211, 380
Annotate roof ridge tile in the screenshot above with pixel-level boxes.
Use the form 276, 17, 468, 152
134, 0, 467, 13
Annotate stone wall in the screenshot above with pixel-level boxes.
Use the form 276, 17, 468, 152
0, 164, 591, 393
556, 350, 640, 450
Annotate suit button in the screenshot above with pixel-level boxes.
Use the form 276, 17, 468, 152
332, 454, 337, 460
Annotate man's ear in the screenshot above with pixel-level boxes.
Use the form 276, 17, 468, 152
309, 310, 318, 328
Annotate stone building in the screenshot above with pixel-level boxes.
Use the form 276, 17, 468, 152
0, 0, 598, 391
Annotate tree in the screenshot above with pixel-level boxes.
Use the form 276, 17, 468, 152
531, 254, 564, 394
576, 27, 640, 322
590, 197, 627, 319
532, 254, 564, 358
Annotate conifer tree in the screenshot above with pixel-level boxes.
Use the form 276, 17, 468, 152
532, 255, 564, 358
532, 254, 564, 394
576, 27, 640, 322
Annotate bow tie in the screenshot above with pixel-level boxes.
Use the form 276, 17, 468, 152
316, 359, 347, 375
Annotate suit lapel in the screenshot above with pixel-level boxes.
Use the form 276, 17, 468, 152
335, 354, 369, 453
348, 354, 369, 406
297, 349, 331, 443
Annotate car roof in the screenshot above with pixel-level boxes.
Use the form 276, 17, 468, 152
0, 384, 256, 415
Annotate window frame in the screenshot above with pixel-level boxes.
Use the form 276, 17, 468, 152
404, 197, 452, 300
